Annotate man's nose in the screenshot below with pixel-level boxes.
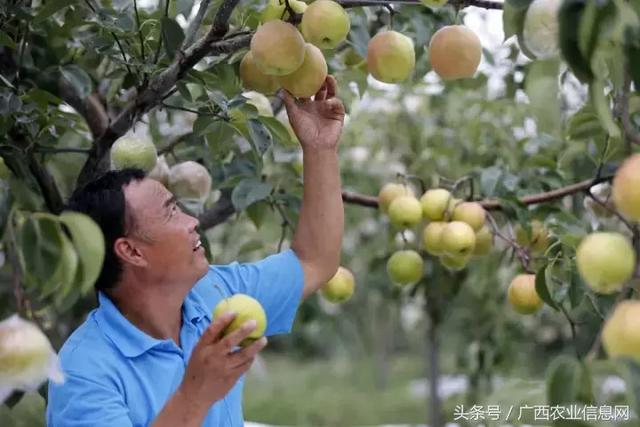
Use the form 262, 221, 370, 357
189, 214, 200, 233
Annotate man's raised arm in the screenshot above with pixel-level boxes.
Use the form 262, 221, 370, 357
284, 76, 346, 299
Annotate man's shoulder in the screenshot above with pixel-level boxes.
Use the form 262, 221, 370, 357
58, 312, 120, 372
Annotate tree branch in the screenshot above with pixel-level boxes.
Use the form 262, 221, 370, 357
76, 21, 252, 186
184, 0, 213, 47
338, 0, 503, 9
58, 78, 109, 138
342, 176, 615, 211
27, 151, 64, 213
199, 190, 235, 229
618, 71, 640, 149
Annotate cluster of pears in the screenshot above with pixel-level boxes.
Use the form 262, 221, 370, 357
588, 155, 640, 362
574, 154, 640, 296
110, 135, 213, 202
241, 0, 484, 93
241, 0, 350, 97
365, 23, 482, 84
378, 183, 494, 286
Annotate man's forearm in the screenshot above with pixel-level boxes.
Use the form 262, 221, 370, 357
291, 146, 344, 297
151, 387, 208, 427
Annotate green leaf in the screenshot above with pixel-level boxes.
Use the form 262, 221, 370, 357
589, 80, 621, 138
246, 201, 270, 229
479, 166, 502, 197
559, 0, 594, 82
247, 118, 273, 156
59, 211, 105, 295
17, 215, 66, 293
566, 103, 606, 141
231, 178, 273, 211
524, 59, 561, 133
260, 117, 297, 148
546, 355, 593, 424
193, 116, 224, 136
535, 265, 560, 311
547, 355, 581, 404
34, 0, 78, 24
503, 0, 532, 41
161, 17, 185, 59
59, 65, 92, 100
44, 231, 79, 299
0, 30, 16, 49
24, 89, 63, 111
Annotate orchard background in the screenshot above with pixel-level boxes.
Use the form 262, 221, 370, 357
1, 0, 640, 425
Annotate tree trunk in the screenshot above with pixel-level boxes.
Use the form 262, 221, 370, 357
426, 304, 443, 427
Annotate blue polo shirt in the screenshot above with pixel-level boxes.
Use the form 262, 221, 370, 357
46, 249, 304, 427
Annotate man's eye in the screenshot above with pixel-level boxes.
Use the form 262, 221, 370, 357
170, 204, 178, 215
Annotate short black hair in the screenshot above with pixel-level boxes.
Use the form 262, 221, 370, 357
66, 168, 146, 293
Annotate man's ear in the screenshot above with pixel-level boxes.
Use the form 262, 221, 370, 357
114, 237, 148, 267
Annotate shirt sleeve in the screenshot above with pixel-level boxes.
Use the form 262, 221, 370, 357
46, 371, 133, 427
194, 249, 305, 336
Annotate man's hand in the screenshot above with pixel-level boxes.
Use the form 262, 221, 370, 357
179, 312, 267, 414
282, 75, 346, 150
152, 313, 266, 427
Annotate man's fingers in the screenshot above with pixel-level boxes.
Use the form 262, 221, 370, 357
199, 311, 236, 347
227, 337, 268, 369
314, 81, 328, 101
217, 319, 258, 353
281, 89, 297, 114
325, 75, 337, 99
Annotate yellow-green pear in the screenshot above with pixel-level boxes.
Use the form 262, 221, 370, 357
213, 294, 267, 347
522, 0, 561, 59
422, 221, 446, 256
110, 135, 158, 173
473, 226, 493, 256
508, 274, 543, 314
440, 253, 469, 271
261, 0, 307, 23
428, 25, 482, 80
387, 250, 424, 286
420, 188, 453, 221
0, 315, 58, 382
239, 51, 280, 94
441, 221, 476, 258
321, 266, 355, 303
250, 21, 306, 76
388, 195, 423, 229
613, 154, 640, 222
378, 183, 414, 214
367, 31, 416, 84
515, 220, 550, 254
277, 43, 328, 98
576, 232, 636, 294
602, 301, 640, 361
168, 161, 212, 200
452, 201, 486, 231
300, 0, 350, 49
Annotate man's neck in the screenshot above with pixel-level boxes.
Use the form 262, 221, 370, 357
108, 277, 190, 347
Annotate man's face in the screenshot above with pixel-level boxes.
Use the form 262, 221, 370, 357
122, 178, 208, 284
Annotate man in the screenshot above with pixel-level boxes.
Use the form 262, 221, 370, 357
46, 76, 345, 427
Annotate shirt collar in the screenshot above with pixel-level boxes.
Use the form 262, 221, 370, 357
95, 290, 210, 358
